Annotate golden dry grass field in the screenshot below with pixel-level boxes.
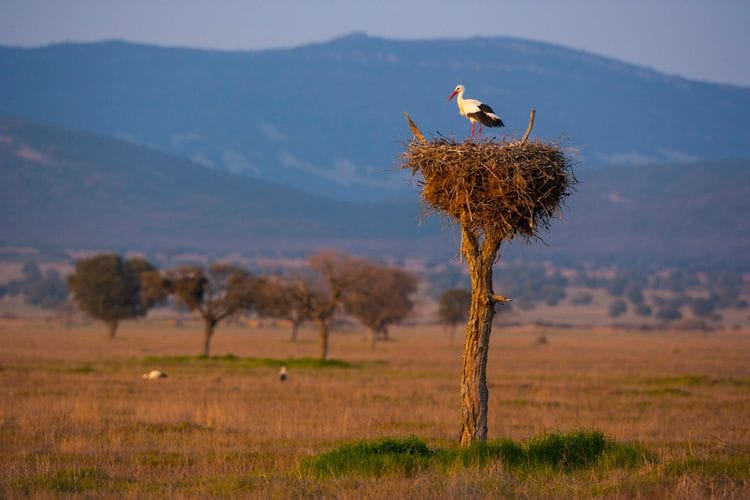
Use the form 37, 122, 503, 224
1, 318, 749, 498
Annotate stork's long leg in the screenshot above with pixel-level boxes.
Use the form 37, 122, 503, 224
469, 122, 475, 142
477, 124, 482, 143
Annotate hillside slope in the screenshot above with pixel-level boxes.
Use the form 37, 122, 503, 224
525, 161, 750, 268
1, 118, 747, 268
0, 118, 433, 256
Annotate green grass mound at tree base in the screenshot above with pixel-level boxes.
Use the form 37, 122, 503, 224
302, 431, 654, 479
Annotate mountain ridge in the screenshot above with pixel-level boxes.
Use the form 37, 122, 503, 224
1, 34, 748, 202
12, 32, 749, 90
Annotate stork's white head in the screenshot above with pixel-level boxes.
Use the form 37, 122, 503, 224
448, 84, 464, 101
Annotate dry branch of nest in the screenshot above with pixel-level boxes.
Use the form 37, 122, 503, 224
401, 114, 575, 242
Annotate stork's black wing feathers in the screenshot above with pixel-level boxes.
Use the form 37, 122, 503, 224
478, 103, 495, 114
467, 111, 505, 128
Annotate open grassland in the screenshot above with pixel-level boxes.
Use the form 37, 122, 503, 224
1, 319, 749, 497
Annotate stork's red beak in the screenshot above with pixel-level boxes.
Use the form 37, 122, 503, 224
448, 90, 458, 101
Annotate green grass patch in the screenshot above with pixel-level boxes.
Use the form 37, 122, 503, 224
723, 376, 750, 387
432, 439, 524, 471
664, 455, 750, 481
303, 436, 433, 478
642, 374, 710, 386
138, 420, 210, 433
13, 467, 111, 494
502, 399, 533, 406
302, 431, 654, 479
524, 430, 607, 469
142, 354, 354, 369
64, 364, 96, 374
640, 374, 750, 388
643, 387, 692, 397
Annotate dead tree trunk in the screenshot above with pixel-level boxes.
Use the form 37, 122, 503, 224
203, 317, 217, 357
317, 318, 329, 360
459, 227, 503, 446
290, 320, 300, 342
401, 111, 571, 447
379, 326, 391, 341
106, 320, 119, 339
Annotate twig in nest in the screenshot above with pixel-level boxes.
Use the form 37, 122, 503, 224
520, 108, 536, 145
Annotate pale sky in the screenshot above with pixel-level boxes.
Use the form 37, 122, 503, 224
1, 0, 749, 86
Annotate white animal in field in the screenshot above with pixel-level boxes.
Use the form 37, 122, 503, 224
142, 370, 167, 380
278, 366, 288, 382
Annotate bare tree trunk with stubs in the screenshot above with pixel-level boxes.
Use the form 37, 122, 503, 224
107, 319, 119, 339
290, 320, 300, 342
316, 318, 329, 360
459, 228, 502, 445
401, 112, 573, 446
203, 318, 217, 357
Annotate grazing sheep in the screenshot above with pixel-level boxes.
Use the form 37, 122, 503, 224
142, 370, 167, 380
278, 366, 288, 382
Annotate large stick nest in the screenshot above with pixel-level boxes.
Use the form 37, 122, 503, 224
401, 138, 575, 241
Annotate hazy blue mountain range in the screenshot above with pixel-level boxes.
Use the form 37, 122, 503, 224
545, 160, 750, 269
1, 118, 748, 268
0, 117, 436, 257
1, 34, 749, 202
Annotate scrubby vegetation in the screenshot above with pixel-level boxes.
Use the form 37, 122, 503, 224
302, 431, 653, 479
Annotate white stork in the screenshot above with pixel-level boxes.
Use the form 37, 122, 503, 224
142, 369, 167, 380
448, 84, 505, 142
278, 366, 288, 382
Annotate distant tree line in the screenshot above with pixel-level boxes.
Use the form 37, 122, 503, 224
425, 262, 569, 310
63, 251, 418, 358
0, 263, 68, 309
584, 268, 747, 323
423, 261, 748, 326
5, 256, 748, 332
